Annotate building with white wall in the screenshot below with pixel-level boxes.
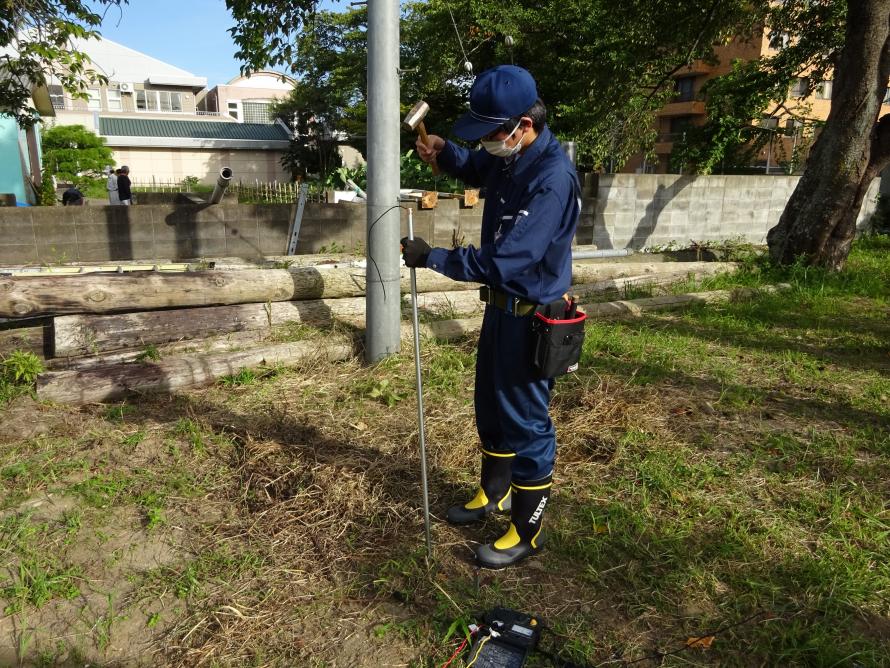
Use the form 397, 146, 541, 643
198, 72, 296, 124
47, 38, 293, 185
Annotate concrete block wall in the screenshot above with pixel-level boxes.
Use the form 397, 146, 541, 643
592, 174, 881, 249
0, 175, 883, 264
0, 199, 481, 264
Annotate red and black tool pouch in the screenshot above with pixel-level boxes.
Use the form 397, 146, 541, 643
530, 308, 587, 379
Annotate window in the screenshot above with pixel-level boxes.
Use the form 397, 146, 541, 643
674, 77, 695, 103
815, 80, 832, 100
785, 118, 803, 135
106, 89, 122, 111
136, 89, 183, 112
86, 88, 101, 111
48, 85, 65, 110
760, 115, 779, 130
227, 102, 240, 120
769, 31, 789, 50
669, 115, 694, 135
242, 101, 273, 124
790, 78, 810, 98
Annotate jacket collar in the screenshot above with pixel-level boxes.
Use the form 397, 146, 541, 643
509, 125, 554, 182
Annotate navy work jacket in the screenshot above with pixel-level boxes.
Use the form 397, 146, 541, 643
425, 126, 580, 305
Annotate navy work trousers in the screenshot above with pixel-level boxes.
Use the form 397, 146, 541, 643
474, 305, 556, 481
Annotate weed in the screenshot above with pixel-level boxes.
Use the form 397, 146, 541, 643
122, 430, 146, 448
1, 351, 43, 385
94, 593, 126, 651
72, 473, 131, 508
360, 378, 406, 407
219, 368, 258, 386
0, 515, 82, 613
136, 491, 167, 530
135, 344, 161, 361
172, 417, 206, 453
268, 322, 318, 342
0, 350, 43, 403
103, 403, 136, 422
318, 241, 346, 254
62, 510, 82, 537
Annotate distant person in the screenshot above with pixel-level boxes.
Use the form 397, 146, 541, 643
117, 166, 132, 205
61, 186, 85, 206
106, 166, 119, 205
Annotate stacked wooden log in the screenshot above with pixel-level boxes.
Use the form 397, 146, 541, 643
0, 256, 738, 405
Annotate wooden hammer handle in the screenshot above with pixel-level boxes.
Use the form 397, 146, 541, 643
417, 121, 440, 176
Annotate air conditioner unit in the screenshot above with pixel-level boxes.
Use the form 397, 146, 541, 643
119, 82, 134, 93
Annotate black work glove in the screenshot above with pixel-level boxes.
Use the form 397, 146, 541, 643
401, 236, 431, 268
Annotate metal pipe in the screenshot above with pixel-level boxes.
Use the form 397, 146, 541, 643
407, 207, 432, 558
364, 0, 402, 362
345, 178, 367, 200
208, 167, 233, 204
572, 248, 635, 259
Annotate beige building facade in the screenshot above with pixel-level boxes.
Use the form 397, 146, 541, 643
198, 72, 297, 124
626, 30, 890, 174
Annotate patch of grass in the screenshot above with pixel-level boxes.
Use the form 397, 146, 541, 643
135, 344, 161, 362
103, 403, 136, 423
140, 548, 264, 601
420, 342, 475, 396
121, 430, 146, 448
1, 237, 888, 666
0, 350, 43, 404
71, 473, 132, 508
0, 439, 88, 509
136, 491, 167, 530
267, 321, 318, 343
0, 514, 82, 614
219, 368, 258, 387
94, 593, 126, 652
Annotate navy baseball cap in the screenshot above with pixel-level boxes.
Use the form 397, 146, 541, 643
453, 65, 538, 141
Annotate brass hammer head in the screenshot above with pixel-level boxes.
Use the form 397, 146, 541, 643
402, 100, 430, 131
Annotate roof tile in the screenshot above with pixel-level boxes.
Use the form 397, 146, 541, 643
99, 117, 290, 141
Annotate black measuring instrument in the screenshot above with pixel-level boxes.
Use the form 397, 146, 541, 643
466, 607, 541, 668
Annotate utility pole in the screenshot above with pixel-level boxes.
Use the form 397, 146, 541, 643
364, 0, 402, 362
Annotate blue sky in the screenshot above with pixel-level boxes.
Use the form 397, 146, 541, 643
97, 0, 342, 87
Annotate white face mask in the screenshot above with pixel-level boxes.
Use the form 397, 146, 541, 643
481, 122, 524, 158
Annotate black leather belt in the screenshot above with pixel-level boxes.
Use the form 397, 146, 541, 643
479, 286, 537, 316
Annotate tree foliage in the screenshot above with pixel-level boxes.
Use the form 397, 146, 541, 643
0, 1, 126, 127
42, 124, 114, 185
673, 1, 849, 173
228, 0, 764, 169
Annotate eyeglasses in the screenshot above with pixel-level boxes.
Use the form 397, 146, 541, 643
481, 118, 527, 142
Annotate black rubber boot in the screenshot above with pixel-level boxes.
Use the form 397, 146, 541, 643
475, 475, 552, 569
446, 449, 514, 525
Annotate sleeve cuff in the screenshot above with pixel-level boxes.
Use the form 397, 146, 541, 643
426, 247, 449, 273
437, 141, 458, 171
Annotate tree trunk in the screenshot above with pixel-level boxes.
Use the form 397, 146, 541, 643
768, 0, 890, 269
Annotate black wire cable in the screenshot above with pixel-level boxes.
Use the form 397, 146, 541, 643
365, 203, 409, 303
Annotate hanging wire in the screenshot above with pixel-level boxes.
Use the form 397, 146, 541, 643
445, 1, 472, 74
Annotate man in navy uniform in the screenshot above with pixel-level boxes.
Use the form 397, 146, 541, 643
402, 65, 580, 569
